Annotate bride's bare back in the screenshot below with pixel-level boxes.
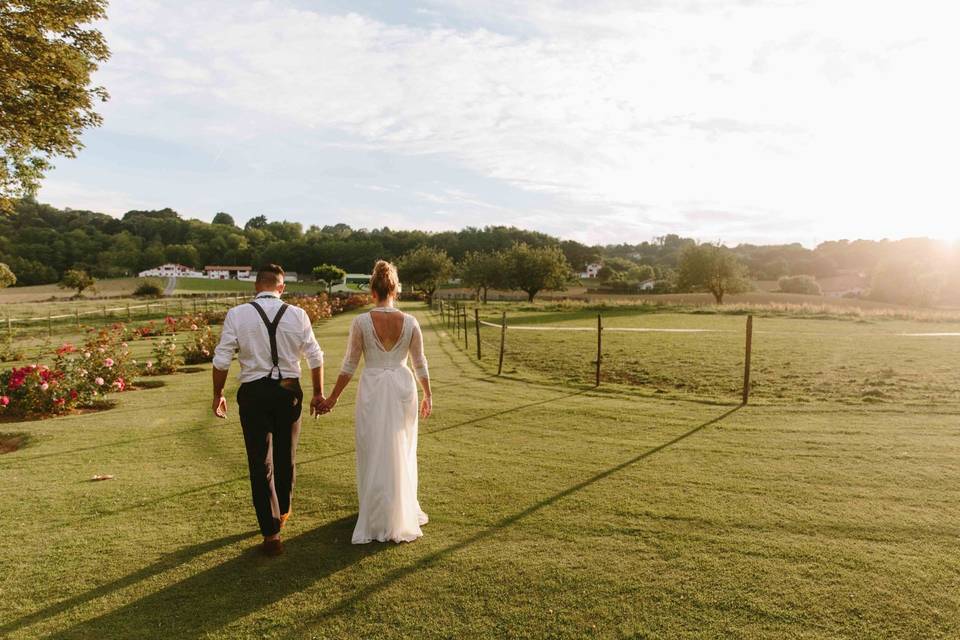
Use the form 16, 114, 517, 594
369, 309, 405, 351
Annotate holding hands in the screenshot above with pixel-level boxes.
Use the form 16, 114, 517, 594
316, 394, 337, 416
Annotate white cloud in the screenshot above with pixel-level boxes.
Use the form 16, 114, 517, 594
69, 0, 960, 244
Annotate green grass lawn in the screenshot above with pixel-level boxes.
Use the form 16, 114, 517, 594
1, 305, 958, 638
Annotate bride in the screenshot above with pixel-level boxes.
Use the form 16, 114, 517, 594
319, 260, 432, 543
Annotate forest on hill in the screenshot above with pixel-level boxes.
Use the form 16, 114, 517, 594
2, 198, 958, 306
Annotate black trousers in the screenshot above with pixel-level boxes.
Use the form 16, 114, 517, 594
237, 377, 303, 537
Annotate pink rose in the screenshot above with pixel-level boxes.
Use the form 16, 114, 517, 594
98, 347, 105, 353
40, 382, 49, 391
190, 324, 198, 331
84, 352, 91, 359
104, 358, 115, 368
146, 361, 153, 369
0, 396, 9, 406
94, 377, 105, 386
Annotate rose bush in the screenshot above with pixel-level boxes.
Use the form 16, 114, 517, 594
144, 335, 182, 375
183, 325, 218, 364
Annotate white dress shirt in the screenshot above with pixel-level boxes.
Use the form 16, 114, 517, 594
213, 292, 324, 383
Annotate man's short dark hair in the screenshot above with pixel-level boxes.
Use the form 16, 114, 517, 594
256, 263, 285, 288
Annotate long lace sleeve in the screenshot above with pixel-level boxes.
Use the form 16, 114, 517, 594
408, 316, 429, 380
339, 316, 364, 376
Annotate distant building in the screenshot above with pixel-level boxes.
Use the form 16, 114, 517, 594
580, 262, 602, 279
639, 279, 657, 291
205, 265, 252, 280
138, 263, 203, 278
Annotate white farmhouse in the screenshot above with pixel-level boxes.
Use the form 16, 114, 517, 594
205, 265, 252, 280
580, 262, 602, 279
138, 263, 203, 278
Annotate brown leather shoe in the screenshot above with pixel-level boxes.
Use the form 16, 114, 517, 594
261, 538, 284, 557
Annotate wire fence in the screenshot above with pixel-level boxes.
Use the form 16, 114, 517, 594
433, 298, 960, 408
4, 294, 244, 340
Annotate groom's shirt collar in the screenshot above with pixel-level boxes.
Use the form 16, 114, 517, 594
254, 291, 281, 300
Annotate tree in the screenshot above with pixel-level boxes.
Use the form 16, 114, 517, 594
504, 243, 572, 302
59, 268, 95, 297
677, 243, 750, 304
0, 262, 15, 288
778, 275, 822, 295
605, 257, 636, 273
0, 1, 110, 212
626, 264, 656, 283
312, 263, 346, 293
212, 212, 236, 226
459, 250, 506, 302
244, 215, 268, 230
397, 246, 454, 305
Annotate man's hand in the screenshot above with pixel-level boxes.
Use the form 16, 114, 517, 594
213, 395, 227, 418
310, 394, 326, 418
318, 395, 338, 415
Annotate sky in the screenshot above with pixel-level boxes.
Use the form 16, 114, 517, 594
39, 0, 960, 247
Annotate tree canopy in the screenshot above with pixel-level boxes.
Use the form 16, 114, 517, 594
677, 243, 750, 304
0, 1, 110, 211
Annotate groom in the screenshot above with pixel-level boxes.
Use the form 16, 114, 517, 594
211, 264, 326, 556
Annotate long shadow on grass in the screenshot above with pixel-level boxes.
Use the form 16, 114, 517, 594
49, 386, 583, 532
43, 515, 385, 639
281, 405, 743, 634
0, 531, 252, 636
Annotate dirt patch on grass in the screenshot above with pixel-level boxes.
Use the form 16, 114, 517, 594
0, 433, 31, 454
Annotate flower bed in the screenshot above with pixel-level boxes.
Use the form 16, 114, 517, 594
1, 330, 137, 418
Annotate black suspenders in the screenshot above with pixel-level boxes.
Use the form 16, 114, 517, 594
248, 300, 290, 380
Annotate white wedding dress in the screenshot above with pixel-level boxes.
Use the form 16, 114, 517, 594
340, 307, 430, 544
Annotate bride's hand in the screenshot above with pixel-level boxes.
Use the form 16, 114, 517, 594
420, 395, 432, 419
318, 395, 337, 415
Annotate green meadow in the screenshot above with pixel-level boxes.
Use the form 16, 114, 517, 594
0, 304, 958, 638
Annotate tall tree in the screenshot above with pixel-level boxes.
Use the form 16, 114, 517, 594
505, 243, 572, 302
677, 243, 750, 304
397, 246, 454, 305
0, 1, 110, 211
458, 250, 506, 303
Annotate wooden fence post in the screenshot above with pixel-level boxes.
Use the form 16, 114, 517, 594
47, 311, 52, 337
6, 315, 11, 338
102, 305, 107, 320
463, 306, 469, 350
474, 308, 482, 359
596, 313, 602, 387
179, 298, 184, 314
742, 314, 754, 405
497, 311, 507, 376
75, 308, 80, 328
127, 303, 131, 321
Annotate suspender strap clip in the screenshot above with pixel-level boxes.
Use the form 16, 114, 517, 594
248, 301, 290, 380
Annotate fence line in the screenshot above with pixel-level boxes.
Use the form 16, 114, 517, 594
441, 303, 755, 404
4, 295, 241, 325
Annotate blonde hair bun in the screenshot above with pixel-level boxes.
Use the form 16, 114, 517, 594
370, 260, 399, 299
